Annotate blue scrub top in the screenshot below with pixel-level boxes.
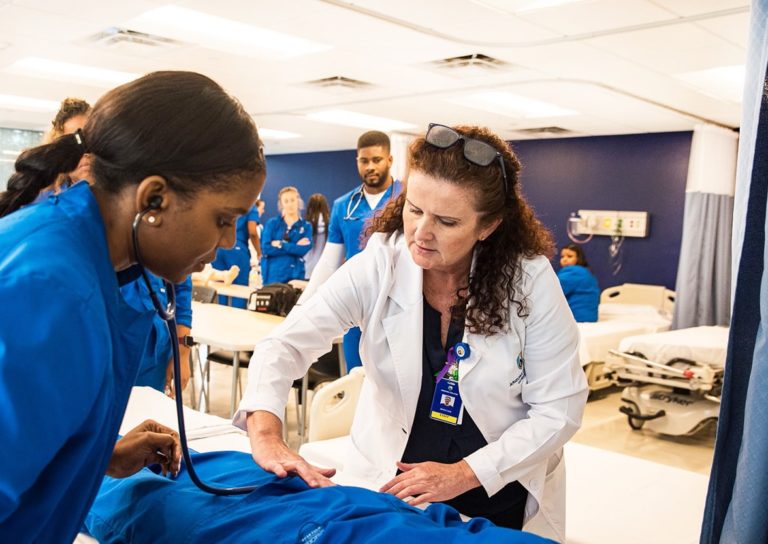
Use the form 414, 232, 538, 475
328, 180, 403, 260
260, 216, 313, 284
0, 183, 155, 541
557, 265, 600, 322
120, 273, 193, 392
212, 205, 259, 307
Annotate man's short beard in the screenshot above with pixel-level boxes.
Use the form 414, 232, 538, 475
361, 167, 390, 188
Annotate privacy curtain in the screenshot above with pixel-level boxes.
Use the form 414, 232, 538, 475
700, 0, 768, 542
671, 125, 737, 329
389, 132, 413, 183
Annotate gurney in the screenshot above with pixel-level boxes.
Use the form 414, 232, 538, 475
604, 326, 728, 435
578, 283, 674, 392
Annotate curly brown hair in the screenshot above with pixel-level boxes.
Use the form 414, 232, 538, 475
44, 98, 91, 143
367, 125, 554, 335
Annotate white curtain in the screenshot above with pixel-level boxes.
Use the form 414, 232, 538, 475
389, 132, 414, 183
671, 124, 737, 329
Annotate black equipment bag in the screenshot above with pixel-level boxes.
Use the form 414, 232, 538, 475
247, 283, 300, 317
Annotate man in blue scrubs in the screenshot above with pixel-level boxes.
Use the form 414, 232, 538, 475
299, 131, 403, 370
211, 204, 260, 308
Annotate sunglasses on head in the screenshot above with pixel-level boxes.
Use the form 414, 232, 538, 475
424, 123, 509, 195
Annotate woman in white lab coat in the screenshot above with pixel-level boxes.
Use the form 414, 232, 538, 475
235, 124, 588, 542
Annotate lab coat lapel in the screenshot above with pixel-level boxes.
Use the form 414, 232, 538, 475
381, 242, 423, 430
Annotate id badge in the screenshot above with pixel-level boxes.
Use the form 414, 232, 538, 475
430, 363, 464, 425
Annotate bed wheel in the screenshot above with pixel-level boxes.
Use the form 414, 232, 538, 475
619, 401, 666, 430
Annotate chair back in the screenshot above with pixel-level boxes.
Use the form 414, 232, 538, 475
308, 367, 365, 442
192, 285, 217, 304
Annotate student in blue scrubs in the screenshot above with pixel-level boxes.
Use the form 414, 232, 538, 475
557, 244, 600, 322
260, 186, 313, 284
36, 99, 196, 396
0, 71, 266, 541
298, 131, 403, 370
211, 203, 260, 308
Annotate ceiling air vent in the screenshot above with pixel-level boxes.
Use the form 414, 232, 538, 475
303, 76, 373, 93
427, 53, 512, 76
85, 27, 185, 53
514, 126, 573, 136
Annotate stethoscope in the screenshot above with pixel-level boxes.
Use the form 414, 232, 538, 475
343, 185, 365, 221
132, 201, 257, 495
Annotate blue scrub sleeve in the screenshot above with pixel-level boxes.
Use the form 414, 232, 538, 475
281, 222, 313, 257
260, 218, 283, 257
327, 197, 345, 245
174, 277, 193, 329
0, 276, 107, 519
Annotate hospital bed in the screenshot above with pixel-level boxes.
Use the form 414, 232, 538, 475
604, 326, 728, 436
579, 283, 675, 392
78, 387, 547, 543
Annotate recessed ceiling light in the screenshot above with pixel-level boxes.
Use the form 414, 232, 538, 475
0, 94, 60, 112
677, 65, 745, 104
129, 6, 331, 59
447, 91, 577, 119
259, 128, 301, 140
8, 57, 140, 86
307, 110, 416, 131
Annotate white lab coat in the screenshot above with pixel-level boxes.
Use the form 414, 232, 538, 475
235, 232, 588, 542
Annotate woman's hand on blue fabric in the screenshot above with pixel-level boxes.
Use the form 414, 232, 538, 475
297, 237, 311, 246
379, 460, 480, 506
107, 419, 182, 479
251, 434, 336, 488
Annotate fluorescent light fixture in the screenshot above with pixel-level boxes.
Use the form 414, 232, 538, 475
2, 149, 20, 156
447, 91, 577, 119
677, 65, 745, 104
0, 94, 60, 112
259, 128, 301, 141
470, 0, 585, 14
0, 158, 16, 163
8, 57, 140, 86
130, 6, 331, 59
307, 110, 416, 131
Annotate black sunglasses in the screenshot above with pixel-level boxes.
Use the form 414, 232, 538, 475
425, 123, 509, 194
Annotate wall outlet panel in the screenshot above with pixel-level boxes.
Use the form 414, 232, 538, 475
575, 210, 649, 237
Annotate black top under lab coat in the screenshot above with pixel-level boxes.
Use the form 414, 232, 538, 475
400, 298, 528, 529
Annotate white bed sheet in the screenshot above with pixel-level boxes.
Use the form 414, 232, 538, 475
578, 319, 668, 367
120, 386, 251, 453
617, 326, 729, 369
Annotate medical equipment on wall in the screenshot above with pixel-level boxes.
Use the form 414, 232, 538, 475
566, 210, 649, 275
133, 202, 258, 496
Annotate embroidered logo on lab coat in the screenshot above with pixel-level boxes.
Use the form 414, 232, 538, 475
511, 353, 526, 386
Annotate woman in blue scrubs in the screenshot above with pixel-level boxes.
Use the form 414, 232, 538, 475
260, 186, 313, 284
0, 71, 266, 541
557, 244, 600, 322
211, 203, 260, 308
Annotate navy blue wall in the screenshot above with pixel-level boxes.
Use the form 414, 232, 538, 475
261, 149, 358, 220
264, 131, 692, 291
512, 132, 691, 290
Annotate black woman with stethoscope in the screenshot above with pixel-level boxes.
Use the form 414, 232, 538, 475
0, 71, 266, 541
